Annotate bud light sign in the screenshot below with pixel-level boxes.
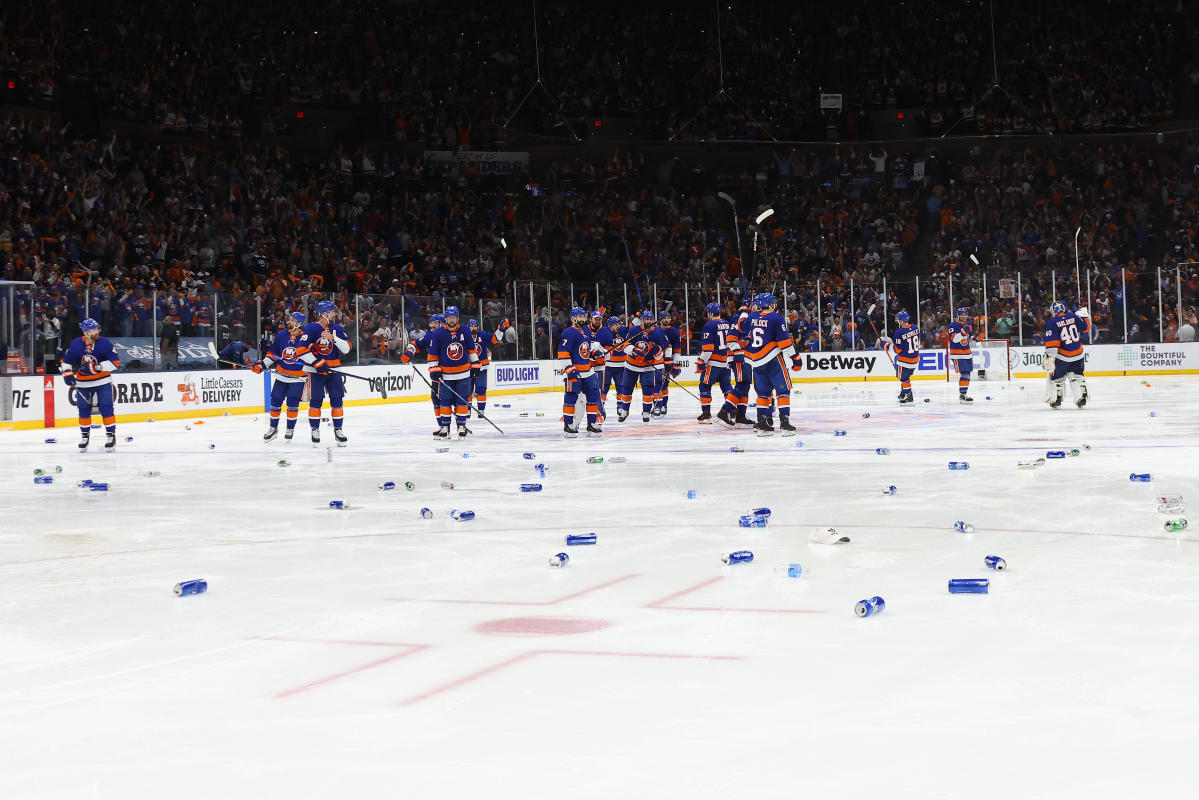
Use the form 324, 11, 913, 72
493, 363, 541, 387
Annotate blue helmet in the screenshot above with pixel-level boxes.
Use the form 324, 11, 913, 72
1050, 300, 1066, 315
591, 310, 604, 320
444, 305, 460, 318
896, 310, 911, 324
431, 313, 446, 324
467, 318, 479, 327
757, 293, 776, 309
315, 300, 336, 316
606, 316, 621, 327
705, 302, 721, 316
80, 317, 100, 332
289, 311, 306, 326
956, 307, 970, 316
659, 310, 672, 322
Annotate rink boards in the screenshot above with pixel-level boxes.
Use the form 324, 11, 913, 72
3, 342, 1197, 429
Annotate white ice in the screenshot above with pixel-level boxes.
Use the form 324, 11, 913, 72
1, 376, 1198, 799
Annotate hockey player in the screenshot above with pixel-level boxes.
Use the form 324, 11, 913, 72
401, 312, 445, 427
884, 310, 920, 404
948, 306, 975, 403
743, 293, 800, 436
254, 311, 311, 441
59, 317, 121, 450
601, 316, 625, 408
1044, 300, 1090, 408
644, 311, 673, 417
557, 307, 602, 437
696, 302, 733, 423
467, 317, 509, 417
588, 311, 614, 422
719, 302, 756, 428
657, 310, 682, 415
302, 300, 352, 446
426, 306, 478, 438
616, 314, 664, 423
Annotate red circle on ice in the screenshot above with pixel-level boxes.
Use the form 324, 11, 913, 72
474, 617, 611, 636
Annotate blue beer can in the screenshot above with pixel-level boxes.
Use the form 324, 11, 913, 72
174, 579, 207, 597
948, 578, 990, 594
566, 533, 597, 545
855, 596, 885, 617
721, 550, 754, 565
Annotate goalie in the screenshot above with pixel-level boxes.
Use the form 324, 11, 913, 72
1044, 300, 1090, 408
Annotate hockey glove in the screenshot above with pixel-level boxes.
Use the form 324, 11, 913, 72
399, 351, 412, 364
669, 364, 682, 378
251, 361, 264, 374
791, 355, 803, 372
694, 361, 707, 374
61, 370, 76, 387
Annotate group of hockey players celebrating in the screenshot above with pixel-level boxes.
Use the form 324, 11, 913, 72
54, 294, 1091, 450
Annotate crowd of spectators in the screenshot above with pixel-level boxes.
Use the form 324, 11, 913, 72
3, 105, 1198, 371
2, 0, 1193, 145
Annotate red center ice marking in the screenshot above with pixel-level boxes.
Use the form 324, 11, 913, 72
385, 573, 639, 606
475, 617, 611, 636
259, 637, 430, 699
646, 576, 824, 614
396, 649, 743, 707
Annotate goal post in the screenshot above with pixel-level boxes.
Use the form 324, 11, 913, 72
946, 339, 1011, 381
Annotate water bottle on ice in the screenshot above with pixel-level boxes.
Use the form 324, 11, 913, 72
954, 521, 974, 533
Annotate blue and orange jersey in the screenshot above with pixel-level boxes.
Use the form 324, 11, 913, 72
647, 325, 671, 366
302, 321, 352, 368
742, 311, 795, 367
727, 309, 752, 362
591, 324, 615, 369
470, 328, 502, 367
406, 328, 441, 373
608, 326, 635, 366
661, 324, 682, 364
557, 324, 596, 378
699, 318, 732, 365
265, 329, 311, 382
622, 336, 663, 370
892, 322, 921, 367
428, 323, 477, 376
1044, 311, 1090, 362
948, 321, 974, 359
60, 336, 121, 387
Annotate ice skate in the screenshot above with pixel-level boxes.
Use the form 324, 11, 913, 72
284, 427, 295, 440
563, 423, 579, 439
716, 409, 736, 428
458, 424, 472, 439
696, 409, 713, 424
334, 428, 348, 447
641, 412, 651, 424
898, 394, 914, 405
617, 408, 629, 422
756, 418, 774, 437
778, 418, 797, 436
78, 430, 90, 450
433, 426, 450, 439
959, 394, 974, 403
586, 423, 603, 437
1076, 387, 1087, 408
311, 429, 320, 446
735, 410, 755, 428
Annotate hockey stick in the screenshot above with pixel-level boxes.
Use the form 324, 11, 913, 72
407, 364, 505, 435
663, 371, 702, 402
207, 342, 386, 399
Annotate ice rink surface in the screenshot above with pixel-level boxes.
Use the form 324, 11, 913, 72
1, 375, 1197, 799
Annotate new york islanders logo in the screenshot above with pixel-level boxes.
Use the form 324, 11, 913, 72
577, 343, 590, 360
447, 342, 464, 361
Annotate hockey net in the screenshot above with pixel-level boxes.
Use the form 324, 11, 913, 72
947, 339, 1011, 381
